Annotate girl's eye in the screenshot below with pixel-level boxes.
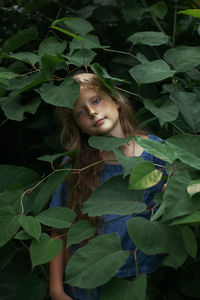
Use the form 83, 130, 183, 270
77, 109, 85, 116
93, 98, 101, 104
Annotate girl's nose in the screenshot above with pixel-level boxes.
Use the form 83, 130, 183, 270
88, 108, 98, 117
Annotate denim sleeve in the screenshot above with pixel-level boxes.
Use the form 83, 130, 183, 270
49, 181, 68, 208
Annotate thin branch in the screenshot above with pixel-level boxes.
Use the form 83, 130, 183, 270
115, 86, 144, 102
133, 249, 139, 277
0, 118, 8, 126
103, 48, 136, 60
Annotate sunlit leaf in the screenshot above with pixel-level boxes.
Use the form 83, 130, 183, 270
187, 179, 200, 197
129, 161, 162, 190
178, 9, 200, 18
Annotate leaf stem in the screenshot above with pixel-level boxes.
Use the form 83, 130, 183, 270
133, 249, 139, 277
102, 48, 136, 60
115, 86, 144, 102
0, 118, 8, 126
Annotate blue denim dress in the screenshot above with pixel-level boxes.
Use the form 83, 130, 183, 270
50, 135, 166, 300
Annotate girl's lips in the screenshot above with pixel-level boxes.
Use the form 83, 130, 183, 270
95, 118, 106, 127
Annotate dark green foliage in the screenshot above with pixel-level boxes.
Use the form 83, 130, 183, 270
1, 0, 200, 299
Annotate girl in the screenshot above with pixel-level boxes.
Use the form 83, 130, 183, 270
49, 72, 166, 300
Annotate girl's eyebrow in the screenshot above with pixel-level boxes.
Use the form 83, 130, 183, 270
76, 94, 100, 109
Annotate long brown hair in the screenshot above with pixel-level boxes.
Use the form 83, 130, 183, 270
56, 73, 142, 220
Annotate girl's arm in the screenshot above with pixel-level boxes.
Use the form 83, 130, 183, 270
49, 230, 73, 300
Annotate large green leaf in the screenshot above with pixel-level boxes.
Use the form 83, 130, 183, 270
127, 31, 168, 46
67, 220, 96, 247
38, 37, 67, 56
181, 226, 197, 258
83, 175, 145, 216
134, 136, 176, 164
2, 52, 39, 65
69, 34, 108, 54
113, 148, 143, 177
150, 1, 168, 20
0, 187, 23, 214
169, 88, 200, 133
37, 152, 69, 163
0, 165, 40, 192
0, 206, 20, 247
9, 72, 46, 93
89, 136, 132, 151
41, 54, 64, 81
40, 78, 80, 109
32, 169, 72, 215
1, 27, 38, 54
127, 217, 186, 257
122, 0, 146, 23
164, 46, 200, 72
129, 59, 175, 85
129, 161, 162, 190
65, 233, 130, 288
170, 211, 200, 225
143, 98, 179, 127
65, 49, 96, 66
166, 134, 200, 170
30, 233, 62, 268
62, 17, 94, 35
101, 274, 147, 300
18, 215, 41, 241
2, 97, 41, 121
161, 172, 200, 221
36, 207, 76, 228
15, 273, 47, 300
90, 63, 129, 96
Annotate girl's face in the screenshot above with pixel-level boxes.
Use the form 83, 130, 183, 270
73, 86, 124, 137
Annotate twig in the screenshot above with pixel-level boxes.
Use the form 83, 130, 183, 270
0, 118, 8, 126
133, 249, 139, 277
